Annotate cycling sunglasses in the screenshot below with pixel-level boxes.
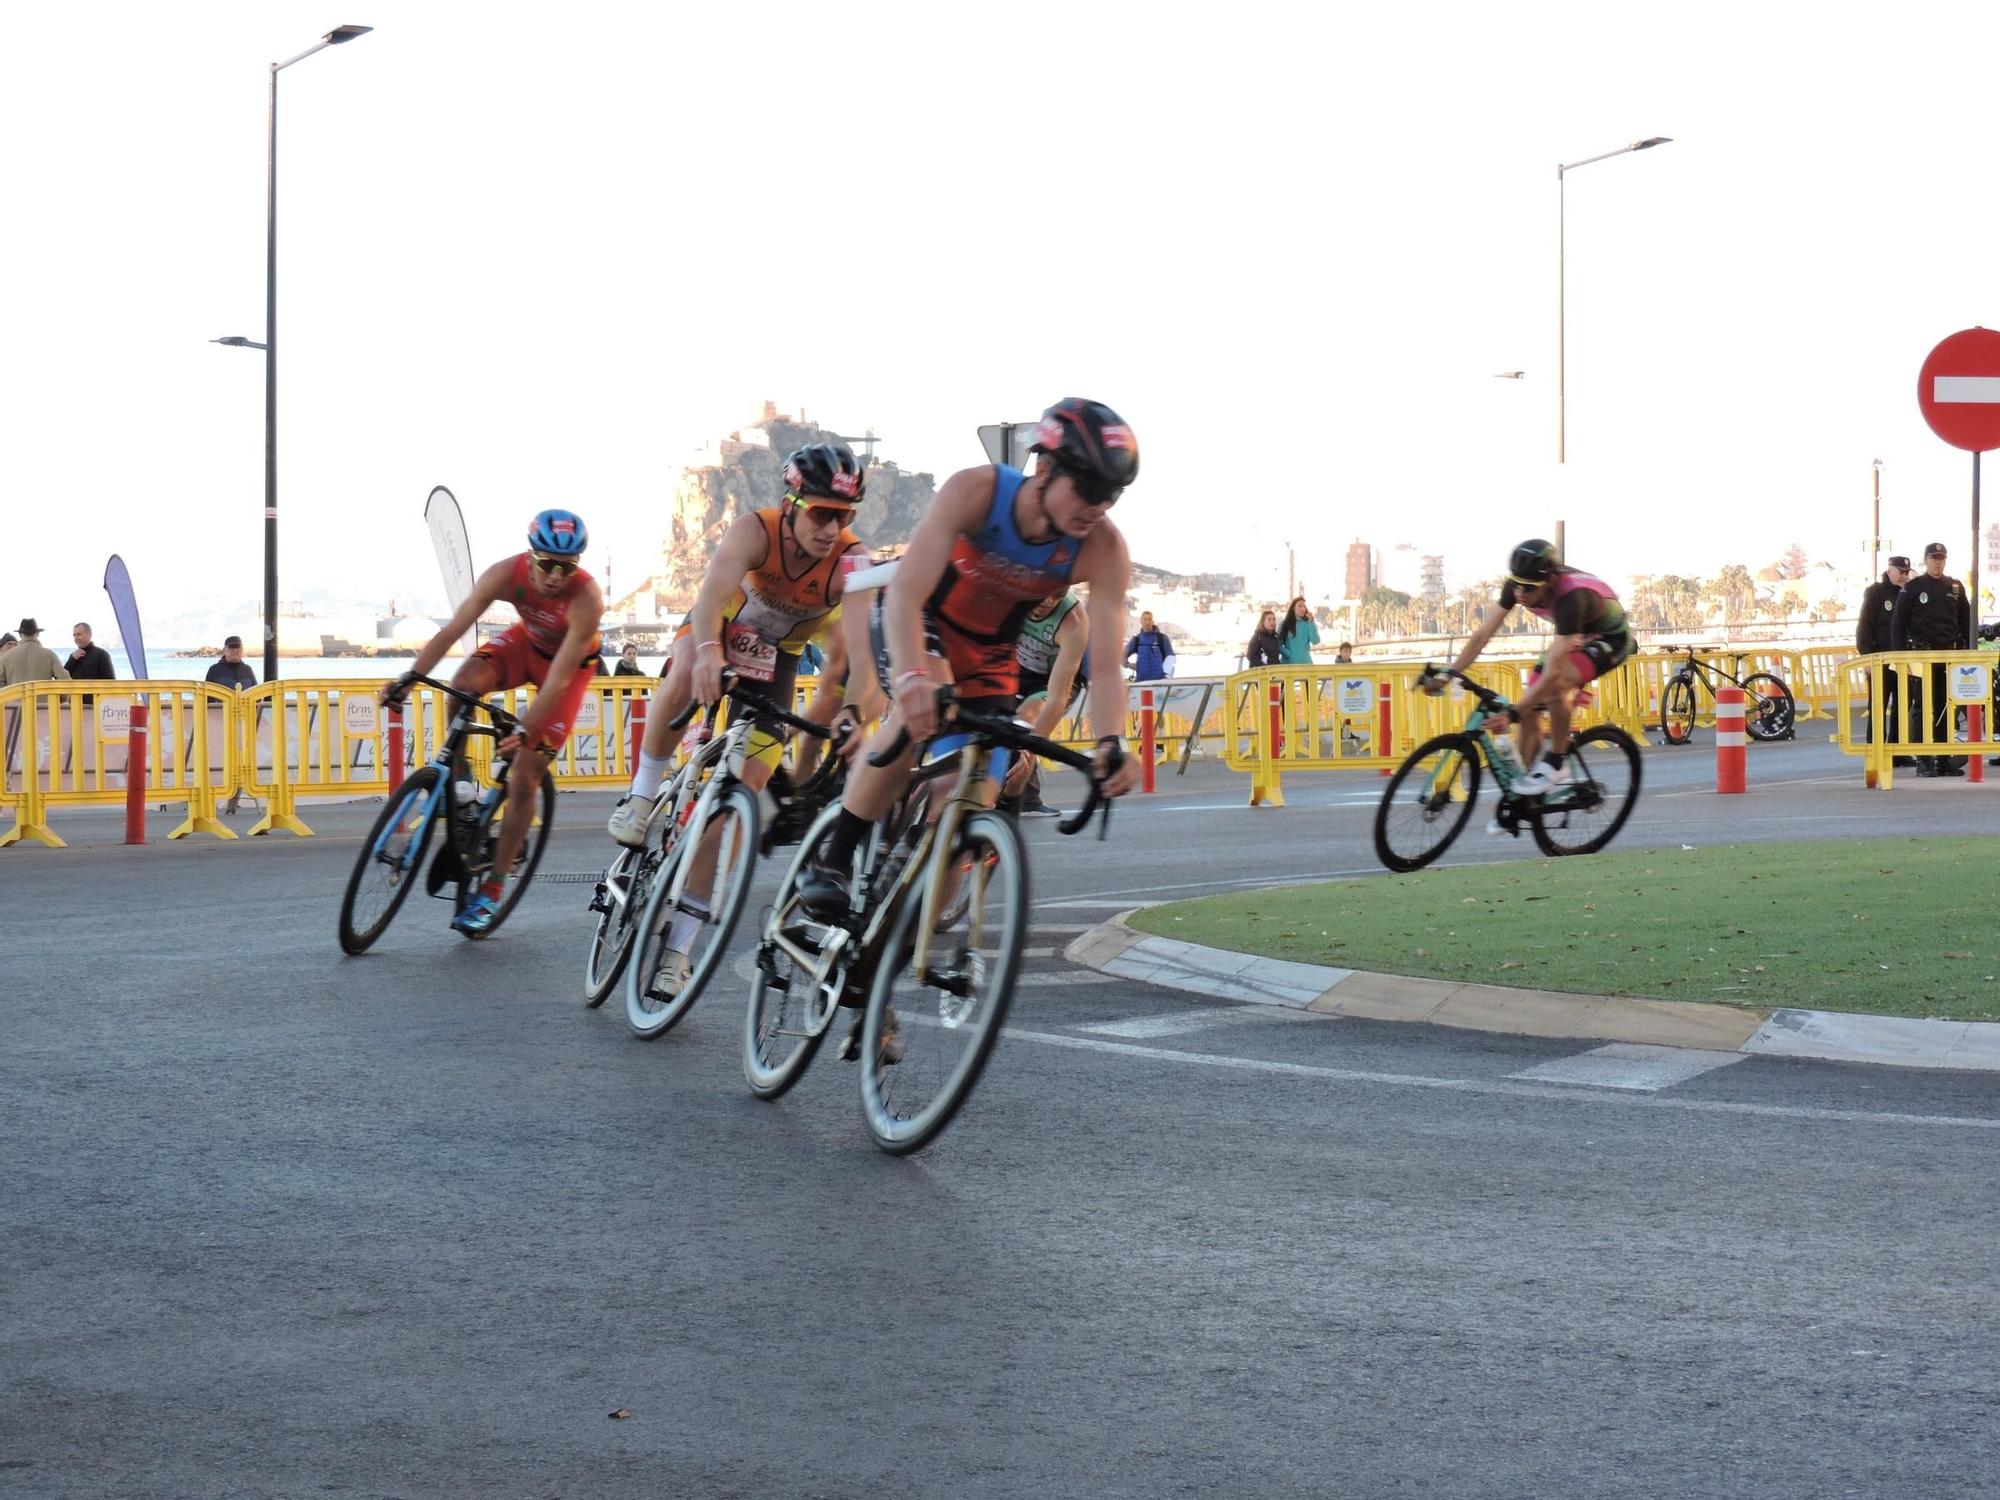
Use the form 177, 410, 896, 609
1060, 467, 1123, 509
531, 553, 579, 576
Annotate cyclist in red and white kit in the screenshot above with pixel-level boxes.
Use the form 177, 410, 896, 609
385, 509, 604, 933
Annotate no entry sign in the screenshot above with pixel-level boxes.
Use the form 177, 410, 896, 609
1918, 327, 2000, 451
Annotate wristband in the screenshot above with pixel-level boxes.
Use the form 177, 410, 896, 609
1096, 735, 1124, 753
895, 668, 931, 690
697, 639, 723, 653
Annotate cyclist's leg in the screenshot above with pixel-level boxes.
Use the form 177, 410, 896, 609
490, 743, 553, 881
633, 640, 697, 786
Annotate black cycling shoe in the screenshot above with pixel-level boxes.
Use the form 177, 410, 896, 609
795, 858, 853, 921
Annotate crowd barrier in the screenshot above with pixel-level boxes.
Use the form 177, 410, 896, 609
1834, 651, 1998, 788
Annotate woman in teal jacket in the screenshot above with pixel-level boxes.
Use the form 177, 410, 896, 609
1277, 596, 1319, 664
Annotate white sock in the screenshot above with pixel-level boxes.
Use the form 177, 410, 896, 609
667, 896, 710, 954
631, 750, 674, 801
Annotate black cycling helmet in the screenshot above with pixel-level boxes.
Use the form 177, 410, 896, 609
1507, 538, 1561, 586
782, 443, 866, 507
1029, 397, 1139, 504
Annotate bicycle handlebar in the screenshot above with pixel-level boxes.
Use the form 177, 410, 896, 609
383, 672, 521, 733
866, 686, 1120, 840
663, 669, 834, 739
1416, 665, 1512, 714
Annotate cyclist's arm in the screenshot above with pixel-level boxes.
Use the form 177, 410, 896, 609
397, 558, 510, 689
1446, 603, 1509, 674
1031, 604, 1090, 738
687, 513, 770, 652
838, 594, 888, 723
519, 581, 605, 742
1075, 525, 1133, 746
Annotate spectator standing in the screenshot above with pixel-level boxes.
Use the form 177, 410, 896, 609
0, 619, 67, 687
204, 635, 259, 691
1890, 542, 1970, 776
1123, 610, 1176, 681
1246, 609, 1283, 667
1857, 555, 1913, 767
1277, 596, 1319, 665
0, 633, 16, 656
67, 623, 115, 682
1334, 640, 1354, 664
613, 643, 647, 677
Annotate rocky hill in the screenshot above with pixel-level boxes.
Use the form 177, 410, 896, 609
615, 407, 936, 618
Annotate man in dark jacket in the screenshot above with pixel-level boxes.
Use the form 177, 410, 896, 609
204, 635, 259, 691
1890, 542, 1971, 776
1858, 556, 1912, 766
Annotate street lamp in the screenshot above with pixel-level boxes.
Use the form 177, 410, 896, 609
1871, 458, 1884, 579
1557, 135, 1671, 559
219, 24, 373, 683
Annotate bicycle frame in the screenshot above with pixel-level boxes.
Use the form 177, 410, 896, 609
369, 697, 501, 875
657, 713, 760, 911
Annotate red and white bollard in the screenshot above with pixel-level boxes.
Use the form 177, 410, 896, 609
124, 702, 149, 845
1268, 679, 1284, 759
1377, 680, 1394, 776
1139, 686, 1157, 793
386, 702, 406, 793
1971, 704, 1986, 785
630, 696, 648, 776
1716, 685, 1746, 794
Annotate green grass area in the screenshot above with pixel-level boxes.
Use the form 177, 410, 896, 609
1127, 839, 2000, 1021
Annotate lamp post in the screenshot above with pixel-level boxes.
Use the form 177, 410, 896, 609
1558, 135, 1671, 557
1870, 458, 1884, 579
216, 24, 373, 684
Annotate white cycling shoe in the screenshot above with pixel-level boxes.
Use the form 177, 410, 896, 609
607, 794, 657, 848
1511, 757, 1571, 797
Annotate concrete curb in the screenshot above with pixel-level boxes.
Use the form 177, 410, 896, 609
1064, 912, 2000, 1073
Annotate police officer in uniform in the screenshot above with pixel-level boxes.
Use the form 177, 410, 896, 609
1858, 555, 1913, 767
1890, 542, 1971, 776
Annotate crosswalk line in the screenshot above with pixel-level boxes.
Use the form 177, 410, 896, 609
1508, 1043, 1746, 1092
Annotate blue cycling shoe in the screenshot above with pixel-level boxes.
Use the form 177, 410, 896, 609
452, 890, 501, 936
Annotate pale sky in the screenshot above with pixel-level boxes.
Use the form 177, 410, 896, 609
8, 1, 2000, 645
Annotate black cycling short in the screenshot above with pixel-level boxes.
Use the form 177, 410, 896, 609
1532, 631, 1635, 686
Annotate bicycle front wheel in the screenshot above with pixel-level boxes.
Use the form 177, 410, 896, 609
626, 782, 760, 1040
1742, 673, 1795, 742
1529, 725, 1643, 857
1373, 733, 1482, 873
1659, 674, 1697, 746
338, 768, 442, 954
859, 809, 1028, 1156
455, 764, 556, 939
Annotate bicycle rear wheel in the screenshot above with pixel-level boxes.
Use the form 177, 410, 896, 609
583, 844, 653, 1007
454, 764, 556, 938
1659, 674, 1697, 745
859, 810, 1027, 1156
626, 782, 760, 1039
338, 768, 442, 954
745, 803, 848, 1099
1742, 673, 1795, 741
1529, 725, 1642, 857
1373, 733, 1482, 873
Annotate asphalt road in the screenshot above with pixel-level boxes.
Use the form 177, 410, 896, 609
6, 736, 1999, 1497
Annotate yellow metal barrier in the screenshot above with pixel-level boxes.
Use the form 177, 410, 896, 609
1794, 645, 1853, 724
1836, 651, 1997, 788
1, 681, 237, 848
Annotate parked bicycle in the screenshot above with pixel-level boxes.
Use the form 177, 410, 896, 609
744, 689, 1117, 1155
1657, 644, 1794, 745
1373, 666, 1642, 872
337, 675, 554, 953
615, 674, 834, 1040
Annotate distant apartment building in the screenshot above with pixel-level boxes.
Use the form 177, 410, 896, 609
1986, 522, 1999, 583
1377, 542, 1446, 598
1343, 540, 1373, 599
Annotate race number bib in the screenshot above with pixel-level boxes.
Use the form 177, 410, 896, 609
724, 622, 778, 681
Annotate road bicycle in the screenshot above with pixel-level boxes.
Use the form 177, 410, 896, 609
1373, 666, 1642, 872
743, 690, 1116, 1155
615, 676, 834, 1040
1657, 644, 1794, 745
581, 690, 848, 1011
337, 675, 554, 953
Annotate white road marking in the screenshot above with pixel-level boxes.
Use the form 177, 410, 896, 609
1014, 970, 1125, 987
999, 1027, 2000, 1132
1079, 1006, 1274, 1039
1030, 922, 1098, 935
1654, 774, 1854, 799
1036, 897, 1171, 910
1035, 866, 1384, 908
1508, 1043, 1747, 1092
